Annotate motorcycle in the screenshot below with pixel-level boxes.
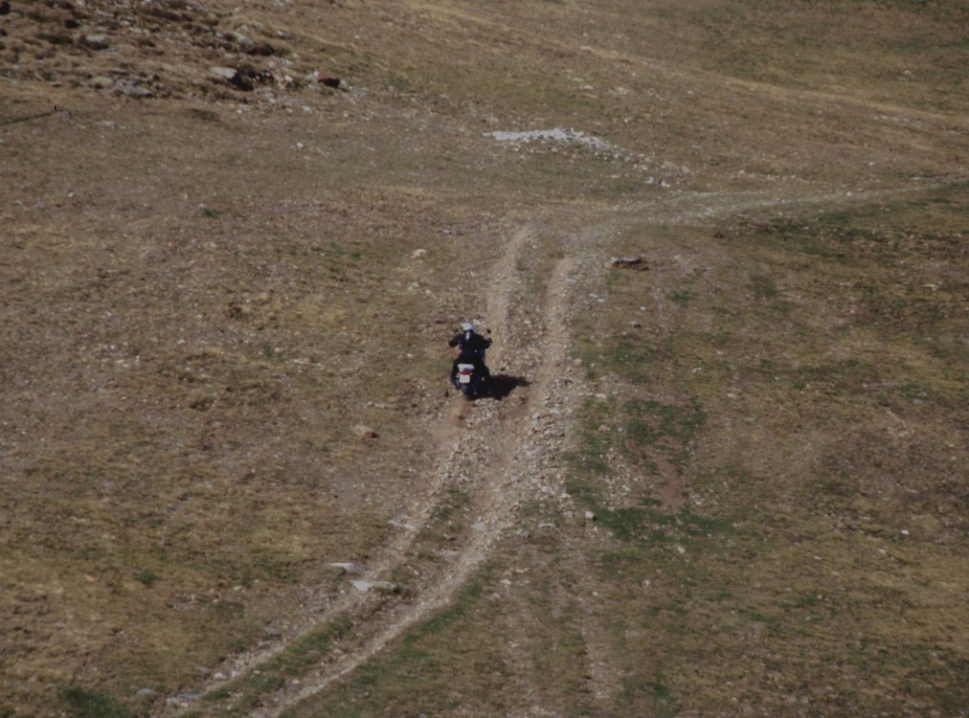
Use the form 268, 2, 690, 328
449, 323, 493, 400
453, 361, 490, 400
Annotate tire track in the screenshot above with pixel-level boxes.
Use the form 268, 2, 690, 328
251, 229, 575, 716
162, 187, 899, 716
159, 225, 576, 717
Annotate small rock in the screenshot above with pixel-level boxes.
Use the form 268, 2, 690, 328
114, 79, 153, 98
209, 66, 253, 91
352, 424, 377, 440
329, 562, 365, 575
81, 34, 109, 50
136, 688, 156, 697
210, 66, 238, 80
585, 511, 596, 521
265, 626, 282, 637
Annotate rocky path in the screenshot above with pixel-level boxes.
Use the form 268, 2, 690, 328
160, 186, 906, 716
159, 222, 592, 717
256, 231, 578, 716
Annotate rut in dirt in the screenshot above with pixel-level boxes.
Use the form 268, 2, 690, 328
249, 228, 574, 716
234, 231, 571, 716
159, 186, 909, 717
159, 225, 578, 717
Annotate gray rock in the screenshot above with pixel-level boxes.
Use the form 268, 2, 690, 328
81, 34, 109, 50
115, 79, 153, 98
209, 66, 238, 80
352, 424, 377, 440
209, 66, 253, 91
329, 562, 365, 575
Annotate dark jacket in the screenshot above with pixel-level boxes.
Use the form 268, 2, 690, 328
449, 329, 491, 362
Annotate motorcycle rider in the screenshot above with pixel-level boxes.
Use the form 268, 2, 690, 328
449, 321, 492, 387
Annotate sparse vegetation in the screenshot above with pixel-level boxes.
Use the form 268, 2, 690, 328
2, 0, 968, 715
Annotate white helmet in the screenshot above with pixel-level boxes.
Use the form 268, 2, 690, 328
461, 321, 474, 332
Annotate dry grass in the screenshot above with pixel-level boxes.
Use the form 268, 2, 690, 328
2, 0, 968, 715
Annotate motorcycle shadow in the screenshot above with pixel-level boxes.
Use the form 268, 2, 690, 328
488, 374, 530, 400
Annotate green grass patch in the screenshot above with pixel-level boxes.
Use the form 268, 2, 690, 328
60, 687, 132, 718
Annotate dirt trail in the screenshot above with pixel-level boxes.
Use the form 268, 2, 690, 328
159, 223, 583, 716
250, 230, 576, 716
161, 186, 915, 716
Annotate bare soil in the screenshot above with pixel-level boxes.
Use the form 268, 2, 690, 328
3, 0, 969, 716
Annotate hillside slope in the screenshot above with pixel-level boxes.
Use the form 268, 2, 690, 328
2, 0, 968, 715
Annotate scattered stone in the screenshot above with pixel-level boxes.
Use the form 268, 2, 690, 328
585, 510, 596, 521
209, 66, 253, 91
352, 580, 396, 593
352, 424, 377, 440
388, 519, 416, 530
264, 626, 282, 637
329, 562, 365, 575
210, 66, 237, 80
81, 34, 109, 50
136, 688, 156, 697
607, 256, 649, 271
114, 79, 153, 98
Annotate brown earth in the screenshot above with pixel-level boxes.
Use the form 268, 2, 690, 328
2, 0, 969, 716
